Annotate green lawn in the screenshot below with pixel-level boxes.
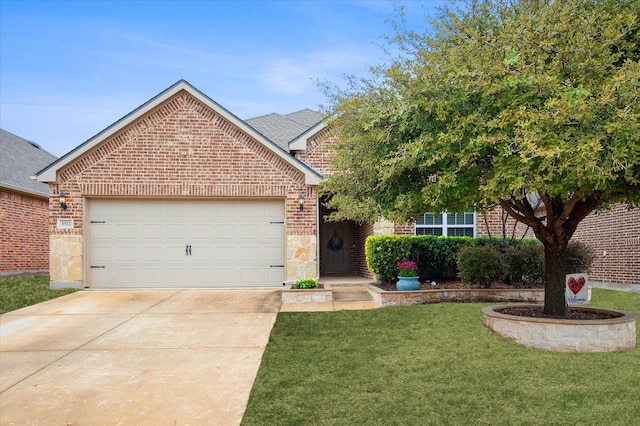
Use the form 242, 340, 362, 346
0, 275, 80, 314
243, 289, 640, 425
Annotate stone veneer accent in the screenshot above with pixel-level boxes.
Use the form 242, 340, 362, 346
482, 305, 637, 352
373, 219, 395, 235
50, 235, 83, 288
282, 284, 332, 303
287, 235, 317, 281
364, 284, 545, 307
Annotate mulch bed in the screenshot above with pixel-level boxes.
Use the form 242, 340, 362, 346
495, 305, 622, 320
375, 279, 537, 292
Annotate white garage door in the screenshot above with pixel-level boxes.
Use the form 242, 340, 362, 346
88, 199, 285, 288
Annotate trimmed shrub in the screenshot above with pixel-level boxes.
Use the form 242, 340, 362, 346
411, 236, 469, 280
566, 241, 595, 274
505, 241, 544, 287
456, 245, 505, 288
365, 236, 412, 284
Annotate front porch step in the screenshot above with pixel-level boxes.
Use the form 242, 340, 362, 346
332, 286, 373, 302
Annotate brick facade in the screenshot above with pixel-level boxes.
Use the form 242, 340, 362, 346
0, 189, 50, 274
294, 127, 337, 177
47, 88, 318, 287
477, 206, 535, 240
572, 204, 640, 285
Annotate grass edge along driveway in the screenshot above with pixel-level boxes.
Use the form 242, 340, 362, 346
243, 289, 640, 426
0, 275, 80, 314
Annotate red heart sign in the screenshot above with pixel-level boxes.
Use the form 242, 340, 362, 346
568, 276, 586, 294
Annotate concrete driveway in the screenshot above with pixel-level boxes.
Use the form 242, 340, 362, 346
0, 289, 281, 425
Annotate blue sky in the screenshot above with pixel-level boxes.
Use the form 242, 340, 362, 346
0, 0, 443, 157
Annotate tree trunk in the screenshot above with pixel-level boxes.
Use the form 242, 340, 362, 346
543, 243, 568, 317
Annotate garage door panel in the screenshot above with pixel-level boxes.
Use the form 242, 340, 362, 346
264, 268, 285, 284
238, 246, 259, 261
192, 224, 213, 239
142, 224, 163, 239
116, 224, 137, 239
167, 224, 187, 239
264, 245, 284, 262
89, 199, 285, 288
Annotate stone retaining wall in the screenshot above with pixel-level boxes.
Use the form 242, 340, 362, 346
364, 284, 545, 307
282, 284, 332, 303
482, 305, 637, 352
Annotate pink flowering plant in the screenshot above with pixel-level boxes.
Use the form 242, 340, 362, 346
397, 260, 419, 277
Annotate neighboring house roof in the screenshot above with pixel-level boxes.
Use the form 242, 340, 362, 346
35, 80, 323, 186
0, 128, 57, 198
245, 109, 324, 151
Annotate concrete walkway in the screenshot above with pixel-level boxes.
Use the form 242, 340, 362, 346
0, 289, 282, 425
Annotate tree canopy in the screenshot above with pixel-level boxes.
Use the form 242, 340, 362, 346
321, 0, 640, 316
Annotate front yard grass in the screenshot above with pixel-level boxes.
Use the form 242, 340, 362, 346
243, 289, 640, 425
0, 275, 80, 314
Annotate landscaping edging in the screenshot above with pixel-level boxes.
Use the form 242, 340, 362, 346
282, 284, 333, 303
364, 284, 545, 307
482, 305, 637, 352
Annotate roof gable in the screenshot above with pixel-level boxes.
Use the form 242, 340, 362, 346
36, 80, 322, 185
0, 128, 57, 197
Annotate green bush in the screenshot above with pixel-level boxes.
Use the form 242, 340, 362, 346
411, 236, 469, 280
457, 245, 505, 288
365, 235, 412, 284
566, 241, 595, 273
365, 234, 595, 287
294, 278, 318, 289
505, 241, 544, 287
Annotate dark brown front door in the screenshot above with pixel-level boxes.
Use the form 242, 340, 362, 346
321, 221, 350, 274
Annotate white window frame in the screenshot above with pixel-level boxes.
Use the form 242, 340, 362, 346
414, 211, 476, 237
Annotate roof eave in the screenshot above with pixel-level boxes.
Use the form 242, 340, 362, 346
0, 182, 49, 199
289, 122, 328, 152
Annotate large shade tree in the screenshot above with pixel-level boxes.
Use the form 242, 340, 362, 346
321, 0, 640, 317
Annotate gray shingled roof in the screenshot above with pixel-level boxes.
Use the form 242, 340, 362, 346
0, 128, 57, 197
245, 109, 323, 151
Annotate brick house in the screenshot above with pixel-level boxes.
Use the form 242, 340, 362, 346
1, 129, 57, 276
35, 80, 638, 289
35, 80, 373, 288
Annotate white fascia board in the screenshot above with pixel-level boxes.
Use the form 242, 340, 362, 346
289, 122, 328, 152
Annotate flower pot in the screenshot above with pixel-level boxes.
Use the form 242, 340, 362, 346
396, 276, 420, 291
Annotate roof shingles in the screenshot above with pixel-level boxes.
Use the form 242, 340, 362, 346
245, 109, 323, 151
0, 129, 57, 197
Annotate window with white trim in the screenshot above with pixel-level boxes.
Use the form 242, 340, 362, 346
414, 211, 476, 237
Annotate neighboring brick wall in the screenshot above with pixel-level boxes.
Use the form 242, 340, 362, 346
0, 189, 49, 273
49, 90, 318, 285
477, 206, 535, 240
295, 127, 338, 177
572, 204, 640, 285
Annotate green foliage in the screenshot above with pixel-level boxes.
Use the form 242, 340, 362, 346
504, 241, 545, 287
411, 235, 469, 280
321, 0, 640, 222
566, 241, 596, 274
0, 275, 80, 314
365, 235, 412, 283
320, 0, 640, 315
294, 278, 319, 289
456, 245, 505, 288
